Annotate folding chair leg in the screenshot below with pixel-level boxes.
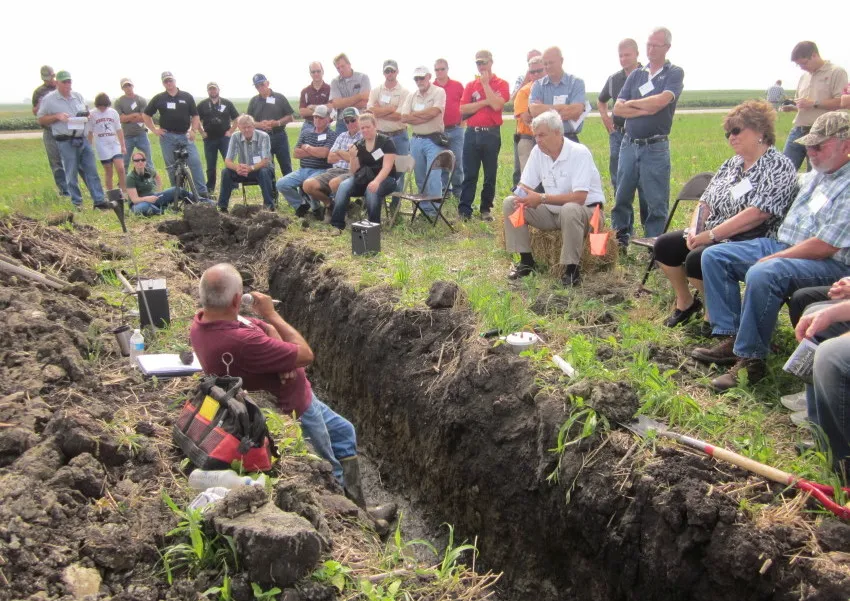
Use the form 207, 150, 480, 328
640, 252, 657, 287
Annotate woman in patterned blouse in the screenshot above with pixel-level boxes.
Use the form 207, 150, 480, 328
653, 100, 798, 328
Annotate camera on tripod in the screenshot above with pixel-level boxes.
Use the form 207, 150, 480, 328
173, 147, 189, 161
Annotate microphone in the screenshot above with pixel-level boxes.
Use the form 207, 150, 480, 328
241, 293, 280, 307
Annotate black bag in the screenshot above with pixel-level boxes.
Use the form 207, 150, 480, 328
350, 165, 379, 196
428, 132, 450, 147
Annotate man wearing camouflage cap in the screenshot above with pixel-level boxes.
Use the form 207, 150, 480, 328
32, 65, 69, 196
693, 111, 850, 392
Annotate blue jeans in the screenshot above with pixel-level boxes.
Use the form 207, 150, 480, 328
130, 187, 192, 216
459, 127, 501, 217
269, 131, 292, 177
203, 136, 230, 193
386, 130, 409, 156
219, 167, 275, 210
410, 136, 443, 215
701, 238, 850, 359
611, 137, 670, 240
608, 129, 623, 190
43, 129, 69, 195
440, 126, 464, 195
159, 132, 208, 196
783, 126, 811, 172
807, 336, 850, 473
123, 132, 153, 171
299, 393, 357, 485
331, 174, 398, 229
277, 167, 326, 210
57, 138, 105, 207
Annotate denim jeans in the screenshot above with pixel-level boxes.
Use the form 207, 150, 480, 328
783, 126, 811, 172
159, 132, 208, 196
611, 137, 670, 240
410, 136, 443, 215
203, 136, 230, 193
608, 129, 623, 190
276, 167, 326, 210
807, 336, 850, 474
331, 174, 398, 229
130, 187, 192, 216
701, 238, 850, 359
219, 167, 275, 210
441, 126, 464, 195
269, 131, 292, 178
298, 393, 357, 485
43, 129, 69, 195
459, 128, 501, 217
123, 132, 153, 171
57, 139, 105, 207
386, 130, 409, 156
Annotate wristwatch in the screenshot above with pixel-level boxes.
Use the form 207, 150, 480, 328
708, 229, 717, 243
541, 194, 547, 204
814, 101, 820, 109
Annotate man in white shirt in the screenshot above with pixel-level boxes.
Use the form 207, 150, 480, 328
502, 110, 605, 286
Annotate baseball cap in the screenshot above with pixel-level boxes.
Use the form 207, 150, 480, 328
341, 107, 359, 119
795, 111, 850, 146
207, 82, 219, 90
120, 77, 134, 88
56, 71, 71, 82
161, 71, 175, 82
252, 73, 268, 86
413, 66, 430, 78
313, 105, 331, 119
40, 65, 55, 81
383, 59, 399, 72
475, 50, 493, 62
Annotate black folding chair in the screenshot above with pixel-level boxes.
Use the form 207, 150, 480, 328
633, 171, 714, 289
387, 150, 456, 231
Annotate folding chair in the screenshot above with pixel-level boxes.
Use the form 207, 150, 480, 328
633, 171, 714, 289
240, 181, 261, 205
387, 150, 456, 231
380, 155, 415, 223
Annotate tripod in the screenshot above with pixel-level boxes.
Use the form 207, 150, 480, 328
171, 147, 200, 211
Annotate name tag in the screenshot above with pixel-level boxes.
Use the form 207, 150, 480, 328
130, 101, 138, 110
166, 102, 176, 110
553, 94, 567, 105
317, 134, 327, 141
266, 97, 276, 105
218, 105, 226, 113
809, 189, 830, 213
380, 93, 392, 104
179, 99, 186, 104
252, 155, 262, 165
372, 148, 385, 160
472, 92, 481, 101
414, 103, 425, 112
638, 81, 655, 96
730, 178, 753, 200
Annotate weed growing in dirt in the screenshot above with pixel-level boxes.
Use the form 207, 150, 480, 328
262, 408, 319, 460
548, 397, 610, 486
631, 350, 702, 426
250, 583, 282, 600
382, 513, 438, 569
312, 559, 353, 592
203, 574, 232, 601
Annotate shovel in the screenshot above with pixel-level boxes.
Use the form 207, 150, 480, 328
625, 415, 850, 520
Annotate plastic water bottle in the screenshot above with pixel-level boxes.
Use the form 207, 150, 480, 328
129, 329, 144, 367
187, 469, 266, 491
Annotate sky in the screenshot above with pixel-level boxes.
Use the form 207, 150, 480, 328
3, 0, 849, 105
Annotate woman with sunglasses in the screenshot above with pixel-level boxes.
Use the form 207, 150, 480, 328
126, 150, 193, 215
653, 100, 798, 328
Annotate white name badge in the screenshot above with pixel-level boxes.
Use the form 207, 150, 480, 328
219, 105, 226, 113
414, 103, 425, 112
317, 134, 327, 141
381, 93, 392, 104
809, 189, 830, 213
252, 155, 262, 164
730, 178, 753, 200
553, 94, 567, 105
166, 102, 176, 110
638, 81, 655, 96
472, 92, 481, 101
372, 148, 385, 160
130, 101, 138, 110
266, 97, 276, 104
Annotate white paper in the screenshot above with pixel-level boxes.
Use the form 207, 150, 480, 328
67, 117, 87, 131
218, 105, 226, 113
783, 338, 819, 379
372, 148, 385, 160
136, 353, 202, 376
130, 101, 138, 110
266, 97, 276, 105
809, 189, 829, 213
317, 134, 327, 141
166, 102, 176, 110
513, 186, 528, 198
553, 94, 568, 105
567, 101, 592, 132
414, 103, 425, 112
638, 81, 655, 96
252, 155, 262, 164
380, 93, 391, 104
731, 178, 754, 200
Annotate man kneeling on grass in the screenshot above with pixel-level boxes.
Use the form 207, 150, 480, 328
190, 264, 395, 532
502, 110, 605, 287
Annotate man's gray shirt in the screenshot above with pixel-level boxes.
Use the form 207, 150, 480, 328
226, 130, 271, 166
36, 90, 88, 137
115, 94, 148, 137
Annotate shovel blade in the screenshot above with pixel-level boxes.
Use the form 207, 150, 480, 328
622, 414, 667, 438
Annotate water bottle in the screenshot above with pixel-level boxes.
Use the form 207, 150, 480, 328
129, 329, 144, 367
187, 469, 266, 491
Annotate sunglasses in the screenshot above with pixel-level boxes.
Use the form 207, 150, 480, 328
59, 80, 72, 84
132, 158, 146, 162
310, 70, 322, 74
384, 69, 397, 74
434, 67, 447, 71
528, 68, 544, 74
475, 60, 489, 66
343, 118, 357, 124
414, 76, 427, 82
725, 127, 743, 139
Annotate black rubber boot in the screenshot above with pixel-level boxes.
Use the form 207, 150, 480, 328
340, 456, 396, 535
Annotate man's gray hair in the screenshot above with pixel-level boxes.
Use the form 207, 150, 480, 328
236, 114, 255, 127
199, 263, 243, 309
531, 110, 564, 135
652, 27, 672, 45
528, 56, 543, 66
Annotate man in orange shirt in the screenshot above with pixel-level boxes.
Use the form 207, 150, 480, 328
513, 56, 545, 186
458, 50, 510, 221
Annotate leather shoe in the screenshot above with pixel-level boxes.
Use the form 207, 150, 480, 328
711, 358, 767, 391
560, 264, 581, 287
507, 263, 535, 280
691, 336, 736, 366
665, 297, 703, 327
295, 203, 310, 218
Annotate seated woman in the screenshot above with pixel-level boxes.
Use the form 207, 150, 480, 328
126, 150, 194, 216
653, 100, 798, 327
329, 113, 398, 236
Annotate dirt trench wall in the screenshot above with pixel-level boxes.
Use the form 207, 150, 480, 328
268, 243, 849, 601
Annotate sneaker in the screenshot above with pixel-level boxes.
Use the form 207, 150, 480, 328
711, 358, 767, 392
459, 213, 472, 222
560, 264, 581, 287
479, 211, 494, 222
507, 263, 535, 280
330, 227, 344, 237
665, 297, 703, 328
790, 410, 810, 427
295, 204, 310, 218
691, 336, 737, 366
218, 205, 228, 213
781, 391, 807, 412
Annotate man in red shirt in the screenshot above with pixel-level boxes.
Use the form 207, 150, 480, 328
433, 58, 465, 197
298, 62, 331, 134
189, 264, 394, 528
458, 50, 509, 221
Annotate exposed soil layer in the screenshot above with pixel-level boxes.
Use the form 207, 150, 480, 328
268, 242, 850, 601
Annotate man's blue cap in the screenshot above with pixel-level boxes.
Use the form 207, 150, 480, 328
252, 73, 268, 86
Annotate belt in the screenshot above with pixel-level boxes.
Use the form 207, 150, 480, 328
470, 125, 500, 132
445, 124, 461, 130
54, 135, 75, 142
613, 125, 625, 134
163, 129, 189, 135
270, 127, 286, 135
628, 134, 668, 146
380, 130, 407, 137
586, 203, 603, 209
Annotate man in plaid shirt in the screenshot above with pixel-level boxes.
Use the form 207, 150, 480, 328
693, 112, 850, 391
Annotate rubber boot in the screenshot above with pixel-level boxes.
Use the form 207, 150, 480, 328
340, 456, 397, 534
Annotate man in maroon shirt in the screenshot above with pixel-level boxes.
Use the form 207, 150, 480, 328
433, 58, 465, 197
458, 50, 510, 221
189, 264, 394, 528
298, 62, 331, 134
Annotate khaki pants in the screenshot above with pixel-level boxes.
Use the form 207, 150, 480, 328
503, 196, 598, 266
517, 138, 534, 175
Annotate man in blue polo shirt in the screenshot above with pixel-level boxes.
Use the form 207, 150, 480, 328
611, 27, 684, 246
529, 47, 587, 142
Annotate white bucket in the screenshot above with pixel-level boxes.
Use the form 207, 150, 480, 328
505, 331, 540, 354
